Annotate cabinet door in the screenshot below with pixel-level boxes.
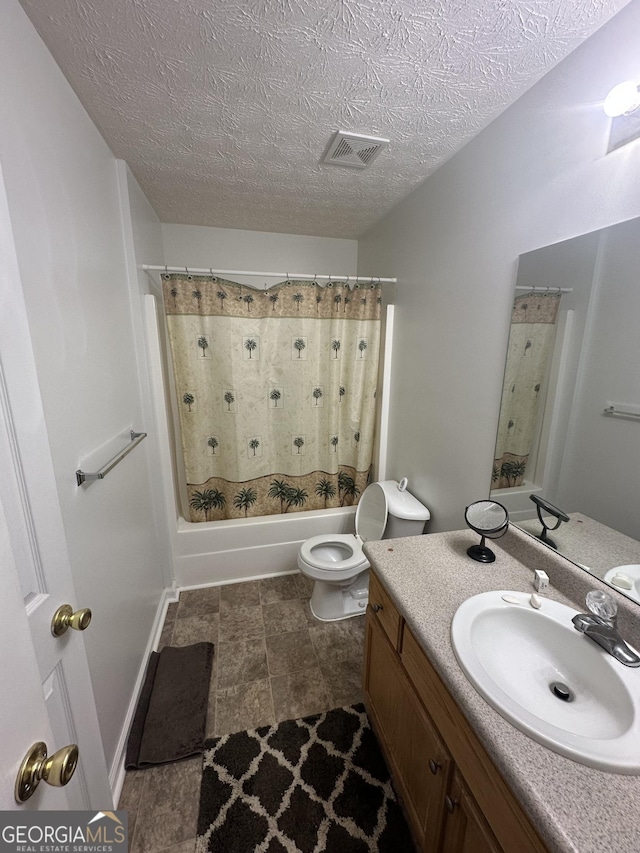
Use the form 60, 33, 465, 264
364, 609, 451, 851
441, 768, 503, 853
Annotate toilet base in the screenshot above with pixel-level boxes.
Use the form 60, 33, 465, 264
308, 573, 369, 622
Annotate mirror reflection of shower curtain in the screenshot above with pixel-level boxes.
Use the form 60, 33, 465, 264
162, 274, 382, 521
493, 293, 562, 489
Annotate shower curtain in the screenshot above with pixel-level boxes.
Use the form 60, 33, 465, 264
163, 274, 382, 521
492, 292, 561, 489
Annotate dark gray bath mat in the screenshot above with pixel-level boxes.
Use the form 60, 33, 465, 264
197, 703, 415, 852
125, 642, 214, 769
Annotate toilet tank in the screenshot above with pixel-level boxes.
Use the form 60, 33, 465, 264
378, 479, 430, 539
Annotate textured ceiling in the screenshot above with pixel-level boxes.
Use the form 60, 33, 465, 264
20, 0, 629, 238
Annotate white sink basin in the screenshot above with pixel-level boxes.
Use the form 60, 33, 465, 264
451, 590, 640, 773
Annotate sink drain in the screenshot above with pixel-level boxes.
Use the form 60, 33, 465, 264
549, 681, 574, 702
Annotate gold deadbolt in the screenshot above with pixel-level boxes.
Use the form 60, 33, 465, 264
51, 604, 92, 637
15, 741, 79, 802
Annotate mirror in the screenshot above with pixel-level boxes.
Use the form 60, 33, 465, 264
490, 217, 640, 602
465, 500, 509, 563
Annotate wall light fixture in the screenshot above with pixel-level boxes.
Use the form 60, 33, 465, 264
603, 80, 640, 117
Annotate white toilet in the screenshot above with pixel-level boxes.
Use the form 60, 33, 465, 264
298, 478, 430, 621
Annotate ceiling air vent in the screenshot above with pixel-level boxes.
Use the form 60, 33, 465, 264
322, 131, 389, 169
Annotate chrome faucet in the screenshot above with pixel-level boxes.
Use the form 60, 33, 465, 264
572, 589, 640, 667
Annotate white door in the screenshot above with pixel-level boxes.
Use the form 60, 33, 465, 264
0, 163, 111, 810
0, 497, 65, 810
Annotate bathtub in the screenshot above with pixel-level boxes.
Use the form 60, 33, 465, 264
490, 481, 543, 523
173, 506, 356, 586
144, 294, 392, 588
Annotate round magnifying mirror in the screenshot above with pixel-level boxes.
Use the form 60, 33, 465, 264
465, 500, 509, 563
529, 494, 570, 550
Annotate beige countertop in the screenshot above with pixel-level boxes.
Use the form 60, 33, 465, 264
517, 513, 640, 581
364, 524, 640, 853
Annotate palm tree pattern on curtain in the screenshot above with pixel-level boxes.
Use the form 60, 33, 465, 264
163, 274, 382, 521
492, 293, 561, 489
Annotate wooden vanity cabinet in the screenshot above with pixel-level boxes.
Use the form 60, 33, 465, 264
364, 607, 451, 850
440, 768, 502, 853
364, 571, 547, 853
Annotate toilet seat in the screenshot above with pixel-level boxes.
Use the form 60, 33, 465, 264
297, 483, 388, 578
298, 533, 368, 576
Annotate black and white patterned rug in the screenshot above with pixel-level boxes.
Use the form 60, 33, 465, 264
197, 703, 415, 852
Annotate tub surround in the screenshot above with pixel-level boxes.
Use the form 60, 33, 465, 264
364, 525, 640, 853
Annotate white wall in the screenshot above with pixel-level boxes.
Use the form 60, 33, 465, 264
357, 0, 640, 533
0, 1, 169, 773
161, 223, 357, 281
119, 163, 174, 586
558, 217, 640, 539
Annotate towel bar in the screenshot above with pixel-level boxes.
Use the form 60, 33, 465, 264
76, 430, 147, 486
603, 405, 640, 421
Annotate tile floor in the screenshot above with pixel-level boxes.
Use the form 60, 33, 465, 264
118, 573, 366, 853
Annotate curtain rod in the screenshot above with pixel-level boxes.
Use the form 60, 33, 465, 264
514, 286, 573, 293
142, 264, 397, 284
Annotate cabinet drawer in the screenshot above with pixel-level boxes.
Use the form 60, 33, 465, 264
368, 571, 401, 649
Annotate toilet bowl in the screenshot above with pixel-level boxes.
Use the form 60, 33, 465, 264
298, 478, 430, 621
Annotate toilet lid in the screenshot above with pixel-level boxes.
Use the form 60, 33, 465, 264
355, 483, 388, 542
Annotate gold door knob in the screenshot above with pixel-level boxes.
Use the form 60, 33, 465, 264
51, 604, 92, 637
15, 742, 79, 802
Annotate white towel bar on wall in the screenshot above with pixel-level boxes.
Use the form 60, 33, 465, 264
603, 405, 640, 421
76, 430, 147, 486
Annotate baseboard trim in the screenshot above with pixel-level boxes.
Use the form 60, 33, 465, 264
109, 586, 179, 804
176, 564, 301, 590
